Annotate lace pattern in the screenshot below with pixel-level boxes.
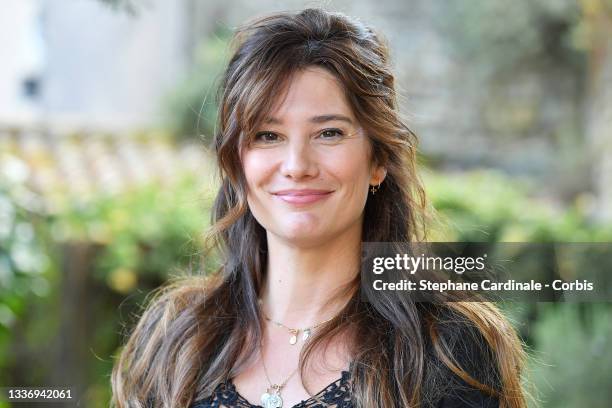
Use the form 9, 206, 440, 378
191, 370, 353, 408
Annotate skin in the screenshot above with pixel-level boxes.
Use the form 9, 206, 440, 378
233, 66, 386, 406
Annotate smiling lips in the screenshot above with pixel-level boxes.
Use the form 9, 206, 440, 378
272, 189, 334, 204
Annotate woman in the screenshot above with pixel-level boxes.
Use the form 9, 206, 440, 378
111, 8, 527, 408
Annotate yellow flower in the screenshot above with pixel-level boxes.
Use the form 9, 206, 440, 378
107, 267, 138, 294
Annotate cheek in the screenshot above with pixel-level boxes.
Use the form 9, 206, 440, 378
325, 144, 373, 189
242, 150, 272, 190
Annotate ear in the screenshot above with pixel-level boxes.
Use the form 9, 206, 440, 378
370, 165, 387, 186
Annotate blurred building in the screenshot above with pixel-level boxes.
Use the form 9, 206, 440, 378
0, 0, 192, 130
0, 1, 44, 123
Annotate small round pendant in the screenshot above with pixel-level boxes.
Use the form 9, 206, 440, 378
289, 334, 297, 345
261, 391, 283, 408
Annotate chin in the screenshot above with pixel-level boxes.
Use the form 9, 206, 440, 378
281, 222, 321, 241
272, 220, 329, 246
279, 233, 329, 248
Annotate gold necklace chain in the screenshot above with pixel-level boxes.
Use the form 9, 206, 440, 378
259, 343, 300, 393
257, 299, 336, 345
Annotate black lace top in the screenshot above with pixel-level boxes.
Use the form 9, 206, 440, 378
191, 320, 501, 408
191, 369, 352, 408
190, 369, 498, 408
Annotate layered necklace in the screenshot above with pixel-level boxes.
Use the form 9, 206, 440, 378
259, 343, 298, 408
257, 299, 336, 408
263, 314, 336, 345
257, 299, 335, 345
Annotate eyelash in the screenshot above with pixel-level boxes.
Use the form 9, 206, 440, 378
253, 128, 345, 143
319, 128, 344, 139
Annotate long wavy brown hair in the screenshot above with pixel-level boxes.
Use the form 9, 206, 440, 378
111, 8, 527, 408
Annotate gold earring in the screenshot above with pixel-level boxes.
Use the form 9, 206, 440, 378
370, 183, 381, 194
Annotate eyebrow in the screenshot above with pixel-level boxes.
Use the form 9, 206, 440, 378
263, 114, 354, 125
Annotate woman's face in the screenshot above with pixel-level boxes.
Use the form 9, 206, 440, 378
241, 66, 386, 247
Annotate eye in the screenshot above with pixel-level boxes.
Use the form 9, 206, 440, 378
318, 128, 344, 139
253, 131, 280, 143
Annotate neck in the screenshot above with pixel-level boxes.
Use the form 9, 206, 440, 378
259, 225, 361, 328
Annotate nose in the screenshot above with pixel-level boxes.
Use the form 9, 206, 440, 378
279, 137, 319, 180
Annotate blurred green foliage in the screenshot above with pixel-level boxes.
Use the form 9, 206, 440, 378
164, 29, 231, 142
0, 179, 51, 388
50, 175, 210, 289
425, 169, 611, 242
529, 303, 612, 407
0, 173, 211, 407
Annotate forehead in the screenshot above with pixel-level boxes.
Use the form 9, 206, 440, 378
264, 66, 356, 123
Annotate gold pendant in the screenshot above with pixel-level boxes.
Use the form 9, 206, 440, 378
289, 329, 298, 345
